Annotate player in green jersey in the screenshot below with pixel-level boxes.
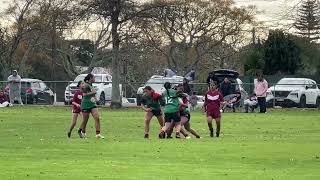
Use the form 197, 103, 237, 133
78, 74, 104, 139
159, 82, 182, 139
141, 86, 164, 138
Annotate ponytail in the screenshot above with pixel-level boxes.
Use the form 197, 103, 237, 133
164, 82, 171, 98
84, 74, 94, 83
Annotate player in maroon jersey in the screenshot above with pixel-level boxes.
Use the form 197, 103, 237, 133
67, 81, 84, 138
202, 82, 224, 138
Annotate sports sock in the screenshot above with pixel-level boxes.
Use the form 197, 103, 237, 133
216, 122, 221, 137
96, 130, 100, 135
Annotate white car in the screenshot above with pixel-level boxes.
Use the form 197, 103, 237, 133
266, 78, 320, 108
136, 75, 184, 105
64, 74, 113, 105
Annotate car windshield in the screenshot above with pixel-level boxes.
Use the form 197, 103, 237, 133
145, 79, 178, 90
277, 79, 305, 87
74, 75, 103, 83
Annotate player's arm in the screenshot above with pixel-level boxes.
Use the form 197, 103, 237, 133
141, 104, 152, 112
202, 94, 208, 112
82, 85, 96, 96
71, 94, 80, 107
72, 101, 80, 107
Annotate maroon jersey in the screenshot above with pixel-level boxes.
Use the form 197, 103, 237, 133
150, 91, 162, 101
72, 90, 83, 113
0, 94, 8, 104
204, 90, 224, 111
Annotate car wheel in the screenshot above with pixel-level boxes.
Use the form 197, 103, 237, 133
316, 97, 320, 108
49, 96, 54, 105
98, 92, 106, 105
31, 96, 37, 104
299, 95, 306, 108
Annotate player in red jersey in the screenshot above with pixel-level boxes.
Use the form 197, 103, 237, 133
202, 82, 224, 138
67, 81, 84, 138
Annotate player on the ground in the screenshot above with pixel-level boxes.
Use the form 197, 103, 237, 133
202, 82, 224, 138
78, 74, 104, 139
159, 82, 182, 139
67, 81, 83, 138
141, 86, 164, 138
176, 85, 201, 139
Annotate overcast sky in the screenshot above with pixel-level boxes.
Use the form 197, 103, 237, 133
0, 0, 301, 27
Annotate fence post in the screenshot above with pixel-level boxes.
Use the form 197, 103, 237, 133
273, 83, 276, 108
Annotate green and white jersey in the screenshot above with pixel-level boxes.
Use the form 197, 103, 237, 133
161, 89, 180, 113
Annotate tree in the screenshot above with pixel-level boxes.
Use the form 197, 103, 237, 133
263, 30, 301, 75
80, 0, 166, 108
295, 0, 320, 41
134, 0, 253, 74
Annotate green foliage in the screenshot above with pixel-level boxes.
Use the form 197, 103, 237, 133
264, 30, 301, 75
0, 107, 320, 179
242, 46, 264, 76
295, 0, 320, 41
66, 39, 94, 66
291, 36, 320, 76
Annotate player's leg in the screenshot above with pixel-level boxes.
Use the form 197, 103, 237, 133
207, 115, 214, 137
91, 108, 104, 139
144, 111, 153, 138
79, 111, 89, 138
68, 112, 79, 138
180, 116, 190, 138
174, 113, 182, 138
156, 115, 164, 128
184, 122, 201, 138
165, 122, 175, 138
160, 122, 172, 139
156, 114, 165, 138
215, 117, 221, 137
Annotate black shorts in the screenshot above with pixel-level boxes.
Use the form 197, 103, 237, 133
180, 111, 191, 121
164, 112, 180, 123
81, 106, 97, 113
151, 109, 162, 117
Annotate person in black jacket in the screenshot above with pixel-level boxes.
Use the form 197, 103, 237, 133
220, 78, 232, 97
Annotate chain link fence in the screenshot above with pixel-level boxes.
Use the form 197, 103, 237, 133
1, 80, 319, 109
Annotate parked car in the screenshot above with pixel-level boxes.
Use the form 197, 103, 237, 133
136, 75, 184, 105
211, 69, 248, 105
266, 78, 320, 108
64, 74, 113, 105
5, 79, 54, 104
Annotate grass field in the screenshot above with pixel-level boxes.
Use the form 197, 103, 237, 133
0, 107, 319, 180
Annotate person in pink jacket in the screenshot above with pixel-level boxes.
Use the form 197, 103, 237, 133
254, 73, 268, 113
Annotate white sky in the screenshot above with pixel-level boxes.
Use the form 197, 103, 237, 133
0, 0, 303, 38
0, 0, 302, 25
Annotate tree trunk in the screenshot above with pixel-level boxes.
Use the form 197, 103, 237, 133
110, 2, 122, 108
18, 45, 33, 76
51, 19, 57, 81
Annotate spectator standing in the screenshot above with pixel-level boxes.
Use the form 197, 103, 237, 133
254, 73, 268, 113
7, 70, 23, 105
220, 78, 232, 97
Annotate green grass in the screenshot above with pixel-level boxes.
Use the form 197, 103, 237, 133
0, 107, 319, 180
